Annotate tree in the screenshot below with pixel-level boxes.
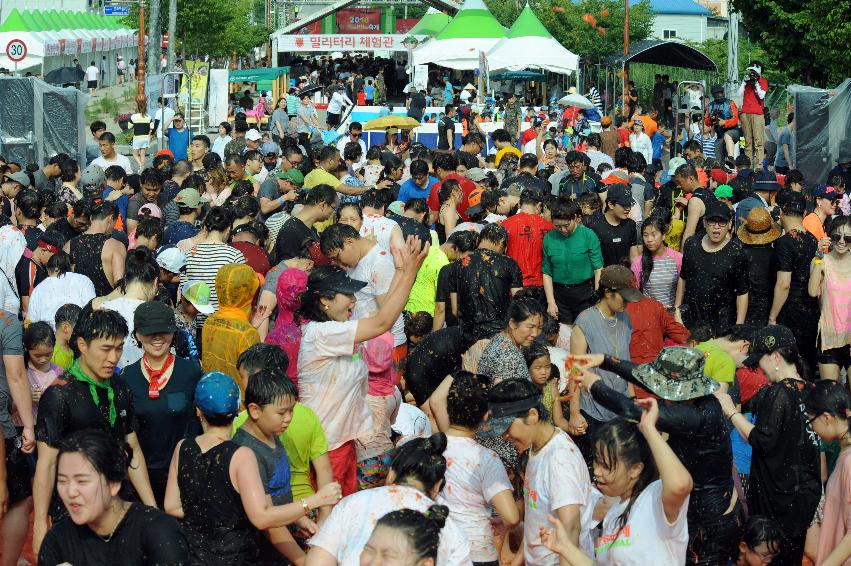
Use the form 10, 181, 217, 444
484, 0, 655, 62
731, 0, 851, 86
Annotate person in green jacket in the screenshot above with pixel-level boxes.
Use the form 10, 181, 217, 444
543, 196, 604, 324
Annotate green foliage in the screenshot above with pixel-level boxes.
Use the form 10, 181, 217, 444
123, 0, 268, 58
730, 0, 851, 86
484, 0, 655, 62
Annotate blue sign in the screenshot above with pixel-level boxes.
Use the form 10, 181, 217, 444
104, 5, 130, 16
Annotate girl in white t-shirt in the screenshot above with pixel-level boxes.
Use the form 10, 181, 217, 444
438, 372, 519, 565
361, 506, 450, 566
479, 378, 596, 565
296, 237, 428, 497
539, 397, 693, 566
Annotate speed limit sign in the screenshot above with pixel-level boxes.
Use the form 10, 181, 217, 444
5, 39, 27, 62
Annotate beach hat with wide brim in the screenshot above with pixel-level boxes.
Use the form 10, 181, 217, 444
631, 346, 719, 401
737, 207, 781, 245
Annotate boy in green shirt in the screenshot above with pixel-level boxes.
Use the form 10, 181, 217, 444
51, 304, 81, 370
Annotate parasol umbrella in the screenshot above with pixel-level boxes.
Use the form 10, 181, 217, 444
558, 93, 594, 109
43, 66, 85, 85
362, 116, 422, 131
296, 84, 324, 98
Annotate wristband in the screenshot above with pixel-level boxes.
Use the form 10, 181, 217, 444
726, 411, 741, 421
277, 196, 285, 206
301, 498, 310, 516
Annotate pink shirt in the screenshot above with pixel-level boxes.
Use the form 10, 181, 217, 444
817, 448, 851, 565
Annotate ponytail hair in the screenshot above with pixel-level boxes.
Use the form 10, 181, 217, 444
373, 504, 449, 562
389, 432, 447, 494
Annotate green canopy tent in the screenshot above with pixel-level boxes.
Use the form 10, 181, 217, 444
411, 0, 505, 70
407, 8, 452, 37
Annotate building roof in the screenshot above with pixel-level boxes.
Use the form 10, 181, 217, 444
572, 0, 711, 15
633, 0, 711, 15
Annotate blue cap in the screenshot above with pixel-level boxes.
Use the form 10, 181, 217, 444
195, 372, 241, 416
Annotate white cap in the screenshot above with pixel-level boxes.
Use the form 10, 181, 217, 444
245, 129, 262, 141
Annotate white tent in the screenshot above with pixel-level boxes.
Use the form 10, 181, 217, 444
487, 5, 578, 75
411, 0, 505, 70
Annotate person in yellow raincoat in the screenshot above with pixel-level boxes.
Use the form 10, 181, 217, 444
201, 264, 260, 388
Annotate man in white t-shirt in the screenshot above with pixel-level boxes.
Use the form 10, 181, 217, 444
336, 122, 367, 168
359, 189, 404, 255
90, 132, 135, 175
326, 85, 353, 129
85, 61, 99, 96
153, 97, 175, 147
480, 379, 598, 565
320, 222, 405, 348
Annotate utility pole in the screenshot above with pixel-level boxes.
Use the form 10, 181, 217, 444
136, 0, 147, 109
167, 0, 176, 71
147, 0, 161, 80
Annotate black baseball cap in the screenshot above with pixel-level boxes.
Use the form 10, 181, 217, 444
743, 325, 797, 367
704, 200, 732, 222
478, 379, 541, 438
605, 184, 633, 207
311, 268, 367, 295
134, 301, 178, 336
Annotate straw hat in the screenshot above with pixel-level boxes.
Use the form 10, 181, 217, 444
737, 207, 781, 245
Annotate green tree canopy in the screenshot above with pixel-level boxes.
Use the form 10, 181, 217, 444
731, 0, 851, 86
126, 0, 268, 57
484, 0, 654, 62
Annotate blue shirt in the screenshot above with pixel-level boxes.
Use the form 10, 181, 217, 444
444, 83, 454, 102
397, 176, 438, 203
651, 132, 666, 161
166, 127, 192, 161
378, 107, 391, 117
163, 220, 199, 246
102, 188, 129, 230
775, 127, 792, 167
364, 85, 375, 100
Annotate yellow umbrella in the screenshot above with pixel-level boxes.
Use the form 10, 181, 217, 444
362, 116, 422, 131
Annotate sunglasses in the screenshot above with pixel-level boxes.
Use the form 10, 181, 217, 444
831, 233, 851, 244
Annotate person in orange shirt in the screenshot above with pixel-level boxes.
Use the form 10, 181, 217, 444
632, 109, 659, 138
802, 184, 840, 246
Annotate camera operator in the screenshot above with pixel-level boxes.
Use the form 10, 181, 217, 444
704, 85, 740, 168
737, 61, 769, 171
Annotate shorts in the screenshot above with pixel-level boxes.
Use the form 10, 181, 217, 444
87, 80, 97, 89
356, 451, 393, 490
132, 137, 150, 150
117, 68, 125, 76
818, 343, 851, 369
392, 343, 407, 384
326, 112, 340, 128
686, 503, 741, 566
328, 440, 358, 496
4, 436, 33, 504
553, 279, 595, 325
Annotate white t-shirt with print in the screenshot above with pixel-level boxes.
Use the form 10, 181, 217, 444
310, 484, 473, 566
595, 479, 689, 566
360, 213, 398, 253
524, 430, 597, 565
437, 436, 512, 562
347, 241, 405, 347
392, 403, 432, 445
297, 320, 372, 450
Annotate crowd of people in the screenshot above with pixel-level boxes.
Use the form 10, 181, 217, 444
0, 72, 850, 566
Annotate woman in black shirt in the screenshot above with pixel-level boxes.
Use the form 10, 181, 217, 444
716, 325, 820, 566
38, 429, 189, 566
575, 347, 739, 565
122, 301, 202, 506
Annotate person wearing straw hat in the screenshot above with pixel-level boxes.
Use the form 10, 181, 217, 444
738, 207, 781, 325
573, 346, 739, 566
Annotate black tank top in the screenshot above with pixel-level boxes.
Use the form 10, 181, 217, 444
178, 438, 252, 565
70, 234, 113, 296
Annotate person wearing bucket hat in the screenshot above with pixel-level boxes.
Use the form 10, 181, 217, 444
122, 300, 203, 505
738, 207, 781, 325
296, 237, 428, 496
734, 169, 781, 232
479, 378, 595, 564
715, 324, 820, 566
166, 371, 343, 564
573, 346, 743, 563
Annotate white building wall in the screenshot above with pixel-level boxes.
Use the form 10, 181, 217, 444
651, 14, 708, 43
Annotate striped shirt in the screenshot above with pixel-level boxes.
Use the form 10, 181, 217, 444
130, 113, 153, 141
180, 243, 246, 324
631, 247, 682, 309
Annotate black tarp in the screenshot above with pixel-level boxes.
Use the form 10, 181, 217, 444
604, 39, 718, 72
